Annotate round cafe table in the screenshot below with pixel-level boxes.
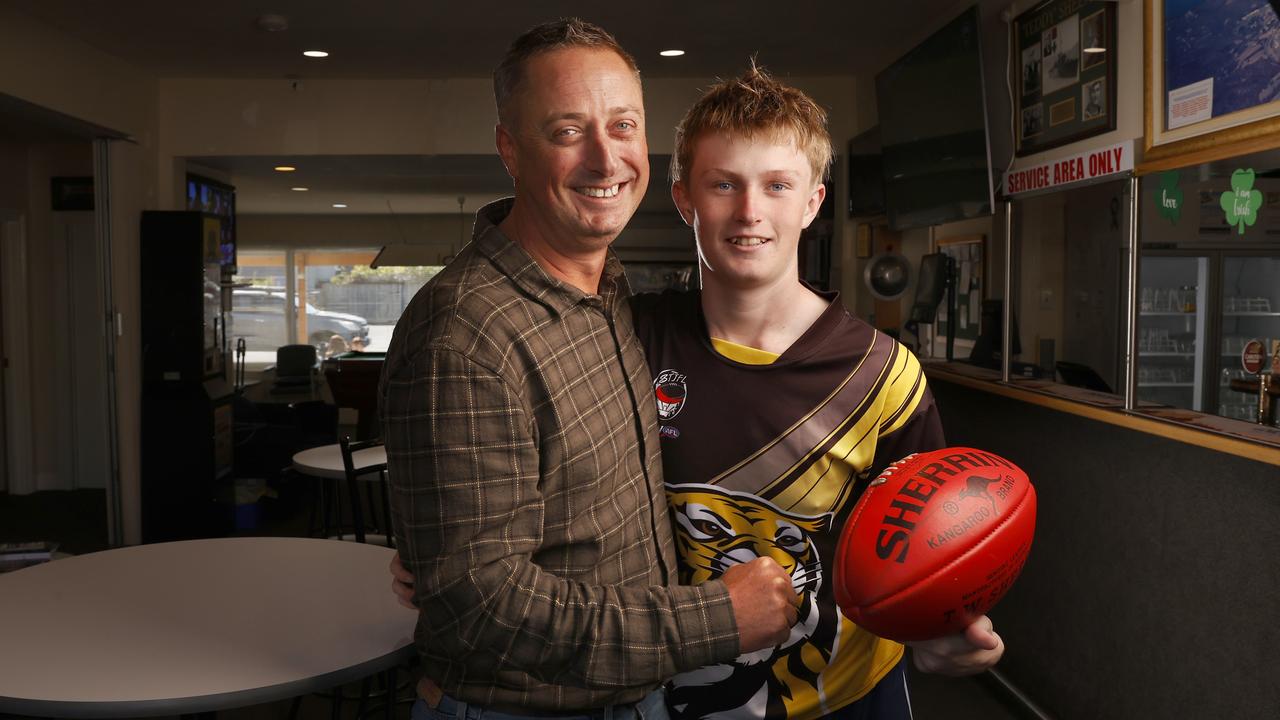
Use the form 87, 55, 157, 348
0, 537, 415, 718
292, 442, 387, 481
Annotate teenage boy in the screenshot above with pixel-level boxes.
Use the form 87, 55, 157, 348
631, 65, 1003, 719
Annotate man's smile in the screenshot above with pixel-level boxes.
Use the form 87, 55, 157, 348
574, 182, 624, 198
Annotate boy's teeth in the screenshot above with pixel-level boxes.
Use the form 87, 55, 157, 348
577, 184, 620, 198
729, 237, 767, 246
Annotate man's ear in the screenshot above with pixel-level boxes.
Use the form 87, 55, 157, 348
496, 124, 519, 180
671, 181, 694, 227
801, 183, 828, 228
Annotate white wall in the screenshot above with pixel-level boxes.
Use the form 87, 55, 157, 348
0, 5, 158, 543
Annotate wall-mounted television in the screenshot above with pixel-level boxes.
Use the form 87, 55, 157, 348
847, 125, 885, 218
876, 5, 994, 231
186, 174, 237, 268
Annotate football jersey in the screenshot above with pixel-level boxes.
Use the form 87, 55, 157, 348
632, 289, 945, 720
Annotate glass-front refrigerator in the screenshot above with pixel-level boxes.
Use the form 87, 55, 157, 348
1217, 255, 1280, 421
1138, 255, 1209, 411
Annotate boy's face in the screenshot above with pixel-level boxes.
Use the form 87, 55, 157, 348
673, 132, 825, 291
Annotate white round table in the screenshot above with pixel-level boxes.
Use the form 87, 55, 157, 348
0, 537, 416, 718
292, 443, 387, 480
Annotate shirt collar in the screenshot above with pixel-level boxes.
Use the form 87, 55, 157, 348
472, 198, 631, 316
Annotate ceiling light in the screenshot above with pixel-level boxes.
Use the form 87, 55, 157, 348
257, 14, 289, 32
1083, 47, 1106, 54
332, 203, 347, 208
274, 165, 296, 172
659, 49, 685, 57
302, 50, 329, 58
291, 187, 309, 192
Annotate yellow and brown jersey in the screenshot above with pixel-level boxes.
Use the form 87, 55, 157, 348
632, 289, 945, 720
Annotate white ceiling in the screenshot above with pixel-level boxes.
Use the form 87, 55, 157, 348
8, 0, 977, 79
7, 0, 981, 214
191, 154, 514, 215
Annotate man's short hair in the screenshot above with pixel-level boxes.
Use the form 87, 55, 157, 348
671, 61, 832, 186
493, 18, 640, 126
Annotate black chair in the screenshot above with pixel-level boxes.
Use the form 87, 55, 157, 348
271, 344, 319, 395
290, 437, 398, 720
340, 436, 392, 547
340, 436, 400, 720
1055, 361, 1114, 394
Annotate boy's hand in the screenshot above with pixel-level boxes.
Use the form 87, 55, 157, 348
907, 615, 1004, 676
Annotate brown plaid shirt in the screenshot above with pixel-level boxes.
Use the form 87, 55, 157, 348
380, 199, 738, 712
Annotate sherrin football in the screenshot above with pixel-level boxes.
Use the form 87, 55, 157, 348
833, 447, 1036, 642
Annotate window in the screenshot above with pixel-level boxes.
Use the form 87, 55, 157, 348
229, 249, 441, 372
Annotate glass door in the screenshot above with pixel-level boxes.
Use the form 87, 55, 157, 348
1138, 255, 1209, 411
1217, 255, 1280, 422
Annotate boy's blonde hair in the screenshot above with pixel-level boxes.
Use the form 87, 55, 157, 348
671, 61, 832, 186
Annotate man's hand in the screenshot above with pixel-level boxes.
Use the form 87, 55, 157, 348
907, 615, 1004, 676
389, 551, 417, 610
721, 557, 800, 653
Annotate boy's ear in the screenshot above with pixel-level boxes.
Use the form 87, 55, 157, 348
671, 181, 695, 227
801, 183, 827, 228
496, 124, 519, 180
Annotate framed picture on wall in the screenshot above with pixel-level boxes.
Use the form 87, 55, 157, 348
1144, 0, 1280, 163
1014, 0, 1118, 156
933, 235, 986, 351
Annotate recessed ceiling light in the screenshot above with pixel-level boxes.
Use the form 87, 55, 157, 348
332, 203, 347, 208
291, 187, 309, 192
302, 50, 329, 58
274, 165, 296, 172
659, 49, 685, 57
257, 14, 289, 33
1083, 47, 1106, 54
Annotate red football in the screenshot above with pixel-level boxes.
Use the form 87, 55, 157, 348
833, 447, 1036, 642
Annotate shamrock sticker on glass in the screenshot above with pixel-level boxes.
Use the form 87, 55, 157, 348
1157, 171, 1182, 225
1220, 168, 1263, 235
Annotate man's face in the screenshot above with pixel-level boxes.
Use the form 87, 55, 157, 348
673, 133, 825, 290
1089, 83, 1101, 106
496, 47, 648, 254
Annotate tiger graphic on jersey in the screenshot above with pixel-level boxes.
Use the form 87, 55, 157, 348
666, 484, 840, 720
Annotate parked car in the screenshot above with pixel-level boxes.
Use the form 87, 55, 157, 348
230, 289, 369, 357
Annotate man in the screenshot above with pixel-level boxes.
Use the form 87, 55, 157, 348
631, 64, 1002, 720
1084, 79, 1104, 119
380, 18, 799, 720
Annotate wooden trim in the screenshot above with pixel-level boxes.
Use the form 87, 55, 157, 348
927, 367, 1280, 467
1136, 130, 1280, 175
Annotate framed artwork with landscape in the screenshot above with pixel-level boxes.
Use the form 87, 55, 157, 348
1144, 0, 1280, 164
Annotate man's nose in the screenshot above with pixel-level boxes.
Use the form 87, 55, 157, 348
584, 131, 621, 178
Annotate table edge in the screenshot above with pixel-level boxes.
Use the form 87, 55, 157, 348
0, 644, 414, 718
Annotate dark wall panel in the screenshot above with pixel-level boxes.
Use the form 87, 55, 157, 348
930, 378, 1280, 720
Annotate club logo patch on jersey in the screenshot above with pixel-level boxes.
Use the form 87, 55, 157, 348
654, 369, 688, 420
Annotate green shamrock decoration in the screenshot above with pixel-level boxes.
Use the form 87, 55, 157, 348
1157, 171, 1182, 224
1220, 168, 1263, 235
